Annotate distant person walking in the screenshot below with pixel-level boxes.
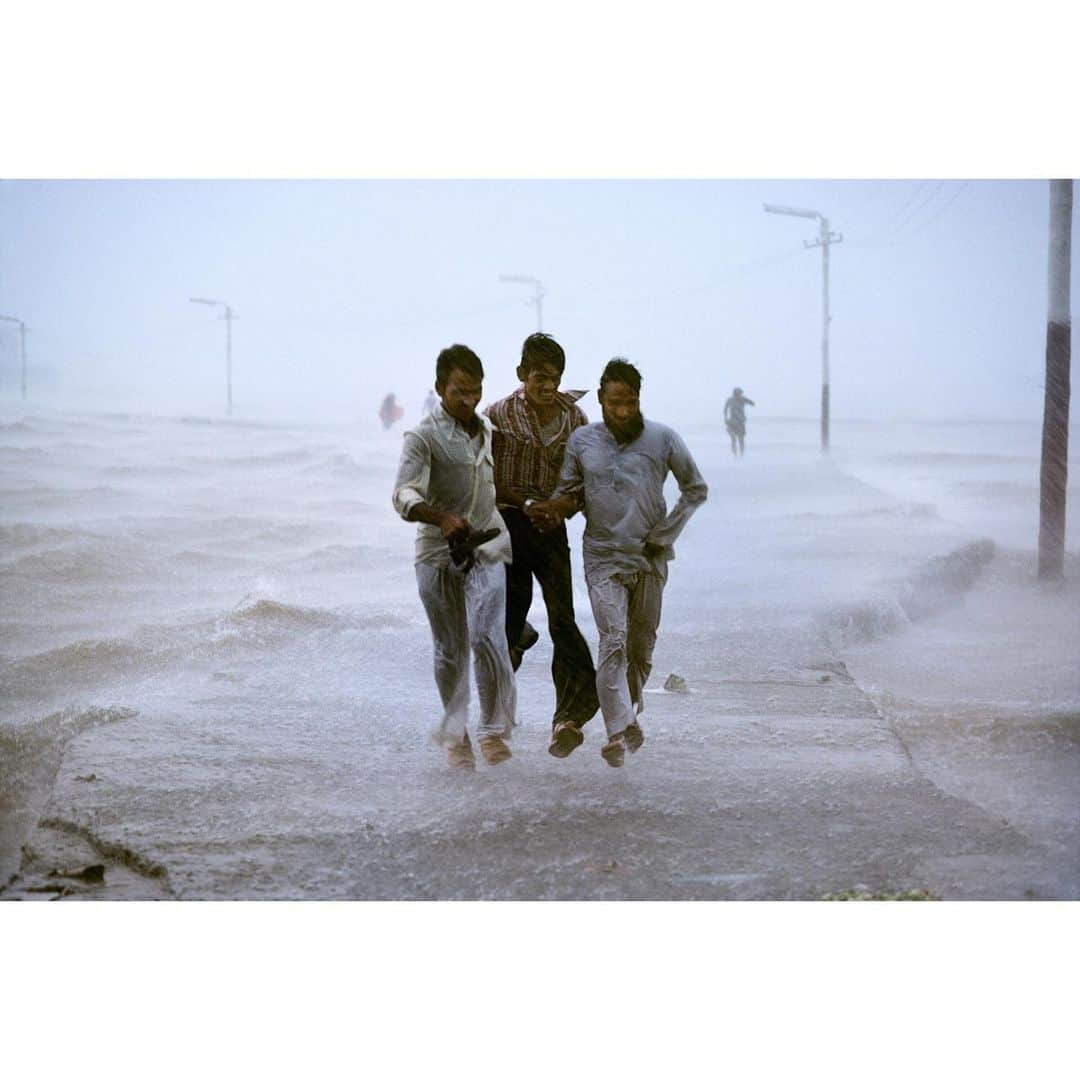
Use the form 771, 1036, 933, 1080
484, 333, 600, 759
391, 345, 516, 769
379, 392, 404, 430
723, 387, 755, 456
422, 388, 437, 416
538, 359, 708, 767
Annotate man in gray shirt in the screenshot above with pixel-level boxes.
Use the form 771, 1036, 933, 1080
538, 358, 708, 767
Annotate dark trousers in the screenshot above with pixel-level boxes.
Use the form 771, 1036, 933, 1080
501, 508, 600, 729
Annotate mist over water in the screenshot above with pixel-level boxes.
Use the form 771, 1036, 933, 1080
2, 406, 1076, 898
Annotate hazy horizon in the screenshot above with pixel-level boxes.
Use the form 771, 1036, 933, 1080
0, 179, 1073, 427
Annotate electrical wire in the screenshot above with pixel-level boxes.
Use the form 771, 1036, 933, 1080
848, 181, 969, 249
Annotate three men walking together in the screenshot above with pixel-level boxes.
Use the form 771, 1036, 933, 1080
394, 339, 707, 769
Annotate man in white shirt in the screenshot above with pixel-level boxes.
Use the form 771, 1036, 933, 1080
392, 344, 517, 769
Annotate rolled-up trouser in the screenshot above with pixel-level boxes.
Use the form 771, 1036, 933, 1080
416, 560, 517, 745
587, 569, 665, 738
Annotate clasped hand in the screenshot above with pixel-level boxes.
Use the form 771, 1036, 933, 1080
525, 500, 564, 534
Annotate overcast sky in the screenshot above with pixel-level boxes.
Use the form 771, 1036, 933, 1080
0, 178, 1070, 426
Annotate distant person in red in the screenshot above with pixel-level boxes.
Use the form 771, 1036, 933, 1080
723, 387, 755, 456
379, 392, 404, 430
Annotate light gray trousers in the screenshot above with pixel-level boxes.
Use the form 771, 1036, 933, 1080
416, 560, 517, 745
587, 570, 665, 738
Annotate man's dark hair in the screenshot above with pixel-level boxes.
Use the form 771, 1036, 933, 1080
436, 344, 484, 387
520, 332, 566, 375
599, 358, 642, 394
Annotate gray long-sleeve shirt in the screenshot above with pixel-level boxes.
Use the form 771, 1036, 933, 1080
553, 419, 708, 585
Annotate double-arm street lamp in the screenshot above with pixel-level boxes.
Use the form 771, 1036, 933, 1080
499, 274, 546, 332
189, 297, 237, 417
0, 314, 28, 399
763, 203, 843, 451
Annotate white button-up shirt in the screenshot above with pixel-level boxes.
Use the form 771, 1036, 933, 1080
392, 404, 512, 568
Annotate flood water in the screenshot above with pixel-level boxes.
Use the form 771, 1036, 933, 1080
1, 410, 1077, 898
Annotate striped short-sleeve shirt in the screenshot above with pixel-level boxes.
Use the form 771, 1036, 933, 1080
484, 387, 589, 504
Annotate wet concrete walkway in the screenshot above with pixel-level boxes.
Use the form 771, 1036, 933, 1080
6, 646, 1076, 900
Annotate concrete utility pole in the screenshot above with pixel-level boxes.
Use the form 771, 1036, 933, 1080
499, 274, 546, 332
1038, 179, 1073, 580
0, 314, 28, 399
763, 203, 843, 451
189, 297, 237, 417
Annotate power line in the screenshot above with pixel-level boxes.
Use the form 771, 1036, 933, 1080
883, 180, 931, 228
894, 179, 947, 229
848, 181, 969, 249
858, 180, 945, 247
899, 181, 971, 239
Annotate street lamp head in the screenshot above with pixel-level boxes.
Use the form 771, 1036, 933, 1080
189, 297, 223, 306
763, 203, 821, 220
499, 274, 541, 285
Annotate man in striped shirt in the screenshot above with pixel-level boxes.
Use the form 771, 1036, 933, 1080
484, 333, 600, 759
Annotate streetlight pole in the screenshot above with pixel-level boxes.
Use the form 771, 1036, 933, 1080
189, 297, 237, 417
0, 314, 28, 399
499, 274, 546, 332
763, 203, 843, 451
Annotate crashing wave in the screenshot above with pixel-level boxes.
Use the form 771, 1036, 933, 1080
1, 639, 148, 699
821, 539, 996, 647
227, 597, 342, 629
